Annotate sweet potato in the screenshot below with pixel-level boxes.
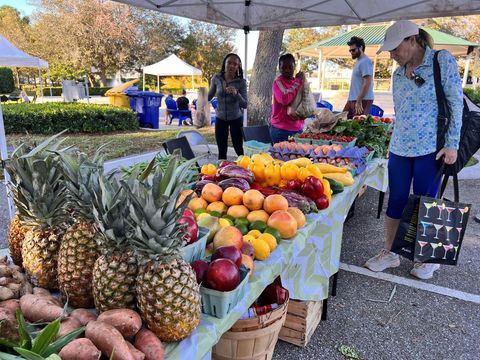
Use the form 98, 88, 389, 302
0, 286, 14, 300
0, 307, 18, 342
85, 320, 136, 360
33, 287, 51, 296
97, 309, 142, 337
58, 338, 101, 360
19, 293, 64, 322
127, 341, 145, 360
71, 308, 98, 325
134, 329, 164, 360
57, 316, 83, 339
0, 299, 20, 313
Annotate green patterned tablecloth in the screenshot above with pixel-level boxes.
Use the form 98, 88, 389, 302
164, 160, 388, 359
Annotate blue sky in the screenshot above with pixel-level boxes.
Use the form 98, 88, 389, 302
1, 0, 260, 69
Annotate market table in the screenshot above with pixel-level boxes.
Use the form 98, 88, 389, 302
164, 159, 388, 360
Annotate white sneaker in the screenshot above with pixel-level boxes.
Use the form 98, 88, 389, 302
364, 249, 401, 272
410, 263, 440, 280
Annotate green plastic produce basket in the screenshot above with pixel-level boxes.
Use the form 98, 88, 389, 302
310, 138, 331, 146
331, 137, 357, 148
181, 227, 209, 263
201, 266, 250, 318
244, 140, 271, 157
292, 135, 312, 144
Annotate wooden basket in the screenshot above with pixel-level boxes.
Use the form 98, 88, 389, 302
213, 299, 289, 360
278, 299, 323, 347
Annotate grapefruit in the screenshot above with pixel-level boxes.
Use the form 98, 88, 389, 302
267, 210, 298, 239
287, 207, 306, 228
263, 194, 289, 214
213, 226, 243, 250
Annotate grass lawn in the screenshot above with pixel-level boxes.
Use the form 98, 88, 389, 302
7, 128, 218, 160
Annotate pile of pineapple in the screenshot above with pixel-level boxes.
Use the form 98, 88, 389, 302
6, 133, 201, 342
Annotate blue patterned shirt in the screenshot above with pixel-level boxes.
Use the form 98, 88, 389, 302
390, 46, 463, 157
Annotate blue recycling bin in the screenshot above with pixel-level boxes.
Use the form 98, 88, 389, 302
125, 90, 163, 128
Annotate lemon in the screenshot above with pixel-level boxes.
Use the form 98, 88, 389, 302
247, 229, 262, 238
218, 218, 232, 228
196, 212, 211, 221
258, 233, 277, 251
243, 234, 256, 243
251, 238, 271, 260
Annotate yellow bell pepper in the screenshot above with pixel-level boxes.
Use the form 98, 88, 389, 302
280, 163, 299, 181
321, 178, 332, 203
306, 164, 323, 180
237, 155, 251, 169
200, 163, 217, 176
248, 162, 266, 182
265, 163, 282, 187
297, 167, 313, 182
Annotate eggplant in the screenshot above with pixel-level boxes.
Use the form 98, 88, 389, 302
194, 179, 214, 195
280, 190, 317, 213
217, 165, 255, 184
218, 178, 251, 192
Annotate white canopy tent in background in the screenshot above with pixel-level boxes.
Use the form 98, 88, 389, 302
142, 54, 202, 91
0, 35, 51, 218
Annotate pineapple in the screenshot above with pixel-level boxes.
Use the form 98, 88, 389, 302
7, 215, 29, 267
125, 150, 202, 342
56, 150, 102, 308
6, 134, 70, 290
91, 173, 138, 313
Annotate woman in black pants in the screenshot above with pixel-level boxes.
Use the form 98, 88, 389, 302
208, 53, 248, 160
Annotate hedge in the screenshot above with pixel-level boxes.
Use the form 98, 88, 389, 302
0, 68, 15, 93
41, 87, 110, 97
464, 88, 480, 106
3, 103, 139, 134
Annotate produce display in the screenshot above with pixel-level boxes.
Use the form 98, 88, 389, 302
297, 133, 356, 143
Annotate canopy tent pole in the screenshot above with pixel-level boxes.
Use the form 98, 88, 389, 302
243, 28, 248, 126
48, 68, 53, 97
191, 74, 194, 90
0, 104, 14, 220
38, 68, 43, 98
296, 53, 301, 73
389, 60, 397, 92
317, 49, 323, 92
142, 71, 145, 91
472, 49, 479, 88
463, 52, 472, 87
320, 59, 326, 92
372, 54, 378, 90
157, 75, 160, 92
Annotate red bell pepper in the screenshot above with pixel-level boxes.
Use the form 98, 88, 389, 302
300, 176, 324, 200
315, 194, 329, 210
285, 179, 302, 191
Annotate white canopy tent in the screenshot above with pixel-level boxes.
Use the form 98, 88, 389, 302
142, 54, 202, 91
0, 35, 51, 218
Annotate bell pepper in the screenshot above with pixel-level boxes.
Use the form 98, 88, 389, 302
285, 179, 302, 190
248, 162, 265, 182
306, 164, 323, 180
280, 163, 299, 181
297, 167, 313, 182
200, 163, 217, 176
315, 194, 329, 210
265, 163, 282, 187
300, 176, 324, 200
321, 178, 332, 203
236, 155, 251, 169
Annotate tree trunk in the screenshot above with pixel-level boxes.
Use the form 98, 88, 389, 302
99, 71, 107, 87
247, 30, 284, 126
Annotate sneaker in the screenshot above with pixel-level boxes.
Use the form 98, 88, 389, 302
364, 249, 401, 272
410, 263, 440, 280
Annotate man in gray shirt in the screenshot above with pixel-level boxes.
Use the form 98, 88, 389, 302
343, 36, 374, 119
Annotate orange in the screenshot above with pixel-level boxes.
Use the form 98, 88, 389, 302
287, 207, 306, 228
187, 197, 208, 211
176, 189, 197, 207
227, 205, 250, 219
201, 183, 223, 203
267, 210, 298, 239
206, 201, 228, 215
263, 194, 289, 214
243, 189, 264, 211
222, 187, 244, 206
246, 209, 270, 223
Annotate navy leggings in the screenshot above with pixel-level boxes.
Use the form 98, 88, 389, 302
387, 152, 441, 219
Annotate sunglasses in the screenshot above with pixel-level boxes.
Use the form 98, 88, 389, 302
412, 72, 425, 87
349, 48, 358, 53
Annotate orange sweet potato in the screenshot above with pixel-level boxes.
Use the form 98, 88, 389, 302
134, 329, 164, 360
19, 294, 64, 322
58, 338, 101, 360
127, 341, 145, 360
57, 316, 83, 339
85, 320, 136, 360
97, 309, 142, 337
0, 299, 20, 313
71, 308, 98, 325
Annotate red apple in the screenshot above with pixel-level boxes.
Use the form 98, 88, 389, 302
191, 260, 209, 284
182, 208, 196, 220
240, 241, 255, 259
178, 216, 198, 244
206, 258, 240, 291
211, 246, 242, 268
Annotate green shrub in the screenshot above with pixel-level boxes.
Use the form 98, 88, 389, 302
42, 87, 63, 96
0, 67, 15, 93
464, 88, 480, 106
41, 87, 111, 96
3, 103, 139, 134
